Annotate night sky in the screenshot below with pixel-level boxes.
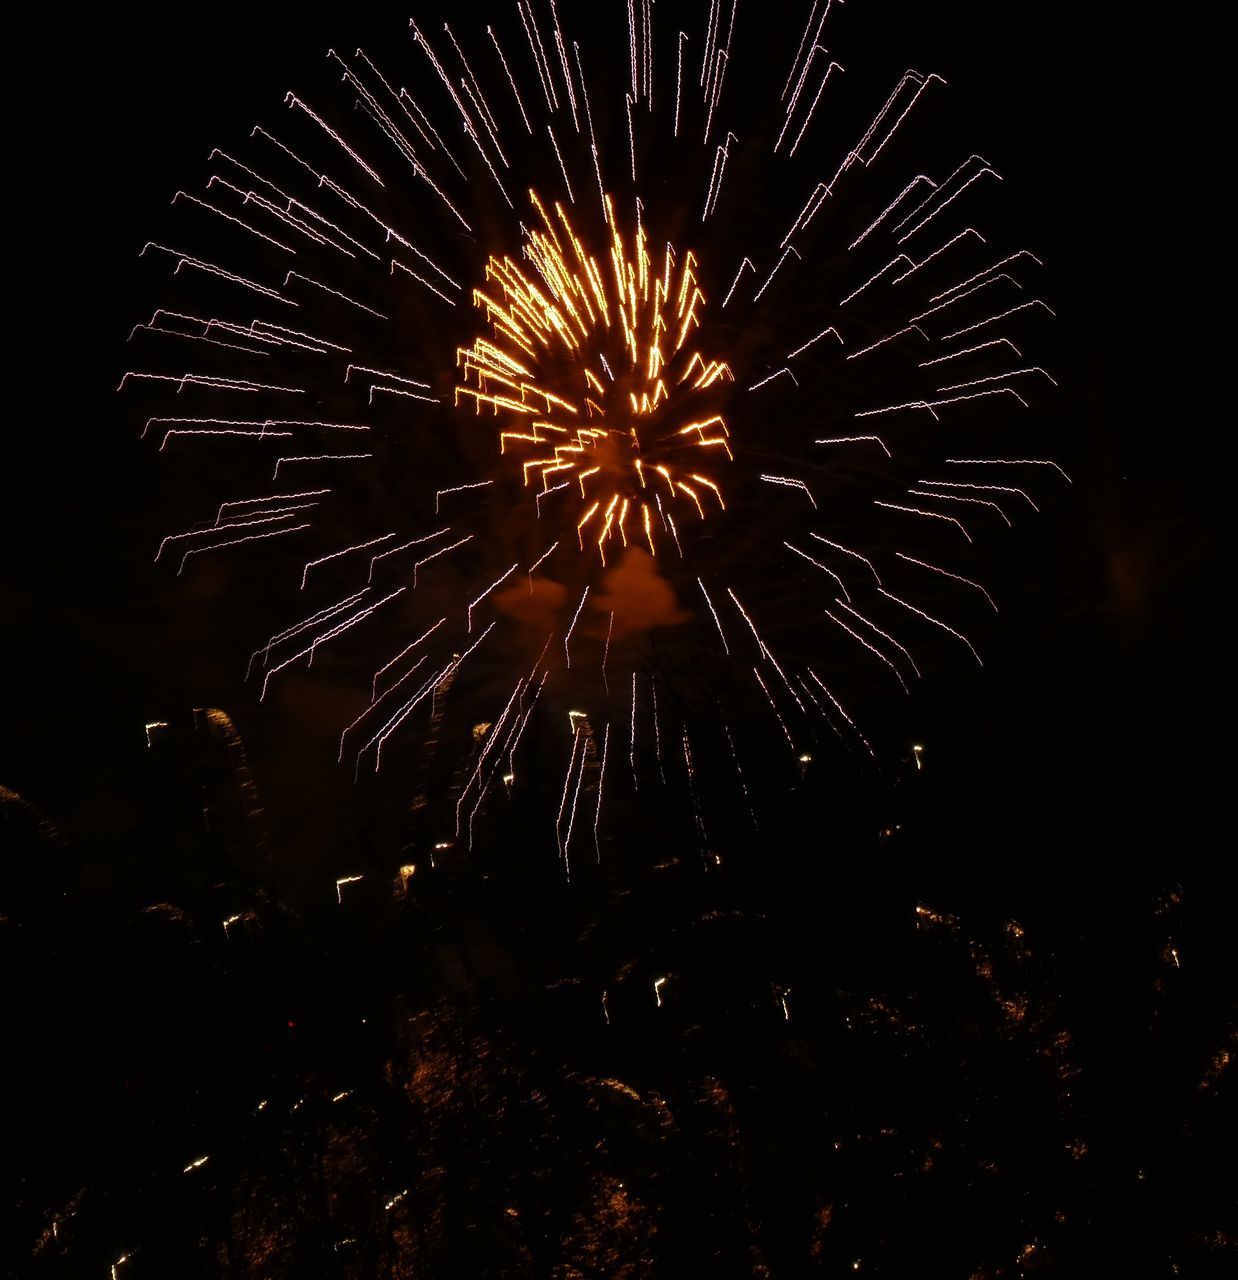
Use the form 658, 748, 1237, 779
4, 3, 1230, 1276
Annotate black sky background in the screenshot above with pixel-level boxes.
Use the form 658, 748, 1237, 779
6, 1, 1222, 890
1, 4, 1231, 1276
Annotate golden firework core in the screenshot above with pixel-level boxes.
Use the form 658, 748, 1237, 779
456, 190, 733, 562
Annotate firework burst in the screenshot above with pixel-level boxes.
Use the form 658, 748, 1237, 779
126, 0, 1066, 869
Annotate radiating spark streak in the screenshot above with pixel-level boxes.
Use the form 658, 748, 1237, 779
916, 478, 1040, 510
573, 42, 607, 208
467, 563, 518, 630
368, 528, 451, 581
602, 610, 614, 691
748, 367, 797, 392
784, 542, 850, 599
341, 656, 429, 761
549, 3, 580, 132
643, 0, 655, 106
625, 93, 638, 182
561, 725, 590, 868
703, 35, 731, 129
854, 387, 1029, 418
159, 427, 293, 450
754, 247, 799, 300
805, 667, 875, 757
650, 675, 666, 782
779, 181, 829, 249
703, 131, 737, 220
814, 435, 891, 457
171, 191, 295, 253
674, 31, 688, 136
345, 365, 431, 388
516, 0, 557, 111
775, 35, 825, 150
919, 338, 1023, 366
409, 20, 484, 148
890, 228, 986, 284
564, 585, 590, 667
445, 22, 505, 144
788, 58, 844, 158
369, 385, 440, 405
930, 250, 1044, 303
808, 534, 883, 584
936, 367, 1058, 394
873, 500, 972, 542
389, 259, 456, 307
273, 453, 371, 479
369, 619, 445, 700
722, 257, 753, 307
248, 589, 368, 678
435, 480, 493, 514
130, 320, 260, 358
285, 93, 384, 185
878, 588, 983, 666
844, 324, 928, 361
945, 457, 1072, 484
824, 607, 908, 693
727, 593, 806, 719
178, 523, 310, 575
120, 371, 304, 395
488, 25, 533, 134
593, 722, 610, 857
357, 666, 446, 771
459, 678, 525, 839
907, 488, 1012, 525
752, 666, 795, 748
849, 175, 937, 250
375, 623, 494, 769
504, 658, 549, 775
247, 128, 397, 254
836, 599, 921, 678
891, 156, 985, 232
217, 489, 330, 524
556, 721, 584, 867
840, 254, 913, 306
939, 300, 1056, 342
260, 586, 406, 698
537, 480, 570, 515
301, 533, 395, 590
909, 273, 1023, 324
157, 512, 301, 562
629, 671, 639, 784
722, 723, 756, 827
527, 541, 560, 589
895, 551, 998, 611
703, 34, 733, 144
788, 327, 844, 359
782, 0, 822, 99
547, 124, 574, 202
697, 578, 730, 653
328, 47, 420, 169
140, 242, 293, 303
205, 175, 358, 257
283, 271, 387, 318
701, 0, 719, 88
760, 474, 817, 508
413, 534, 473, 586
896, 166, 1001, 243
862, 71, 946, 167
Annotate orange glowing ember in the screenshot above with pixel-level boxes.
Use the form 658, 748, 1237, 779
456, 190, 734, 562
